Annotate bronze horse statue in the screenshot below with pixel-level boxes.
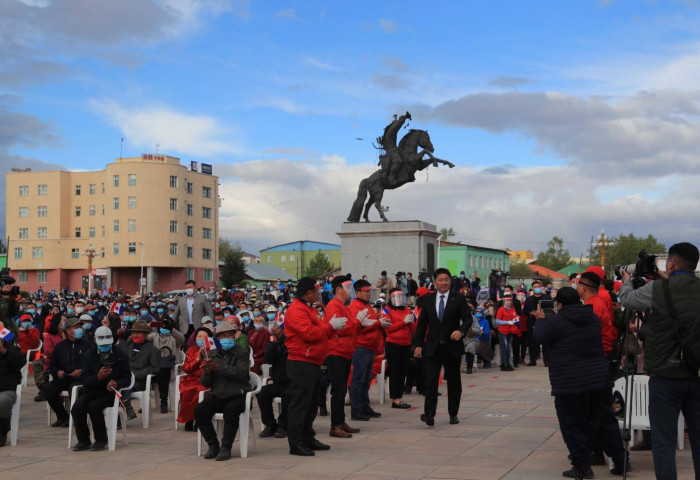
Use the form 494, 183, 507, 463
347, 129, 454, 222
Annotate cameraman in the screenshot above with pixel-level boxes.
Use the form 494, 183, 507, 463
618, 242, 700, 480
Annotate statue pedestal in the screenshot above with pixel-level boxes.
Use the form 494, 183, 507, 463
338, 221, 439, 286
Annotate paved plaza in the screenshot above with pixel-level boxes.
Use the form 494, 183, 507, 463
2, 366, 694, 480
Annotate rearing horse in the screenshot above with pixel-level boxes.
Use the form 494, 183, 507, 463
347, 129, 454, 223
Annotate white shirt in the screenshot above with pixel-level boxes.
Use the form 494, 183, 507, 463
435, 290, 450, 317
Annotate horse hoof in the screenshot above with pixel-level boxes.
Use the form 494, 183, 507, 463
382, 218, 388, 222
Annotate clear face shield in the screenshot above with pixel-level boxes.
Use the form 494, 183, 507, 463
390, 291, 406, 308
312, 285, 323, 305
342, 280, 356, 301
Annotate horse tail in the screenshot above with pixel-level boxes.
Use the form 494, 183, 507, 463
347, 178, 369, 222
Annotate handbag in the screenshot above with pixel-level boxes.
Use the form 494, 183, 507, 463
160, 346, 176, 369
475, 340, 495, 361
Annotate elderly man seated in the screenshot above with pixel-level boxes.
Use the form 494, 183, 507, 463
195, 322, 251, 461
119, 320, 159, 419
0, 325, 26, 447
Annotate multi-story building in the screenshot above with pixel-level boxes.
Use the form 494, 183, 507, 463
438, 241, 511, 283
6, 155, 219, 293
260, 240, 341, 278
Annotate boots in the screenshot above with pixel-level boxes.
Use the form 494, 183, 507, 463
203, 440, 220, 459
160, 397, 168, 414
216, 443, 232, 461
124, 400, 137, 420
0, 417, 10, 447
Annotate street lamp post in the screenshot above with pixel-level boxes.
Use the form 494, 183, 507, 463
139, 242, 145, 296
82, 242, 97, 294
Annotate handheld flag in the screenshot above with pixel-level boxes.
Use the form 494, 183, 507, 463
109, 302, 124, 315
0, 327, 15, 342
382, 306, 391, 316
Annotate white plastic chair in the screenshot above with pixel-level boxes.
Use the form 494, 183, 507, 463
261, 363, 271, 378
131, 374, 155, 428
376, 359, 387, 405
47, 389, 72, 425
614, 375, 684, 450
155, 350, 186, 413
174, 373, 187, 429
68, 373, 135, 451
22, 340, 42, 387
197, 371, 263, 458
9, 384, 21, 446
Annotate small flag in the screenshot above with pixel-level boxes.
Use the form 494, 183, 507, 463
109, 302, 124, 315
203, 336, 218, 351
111, 387, 126, 411
382, 306, 391, 316
0, 328, 15, 342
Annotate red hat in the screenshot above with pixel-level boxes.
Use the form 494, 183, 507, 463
20, 314, 33, 322
416, 287, 430, 297
585, 266, 606, 280
613, 281, 622, 291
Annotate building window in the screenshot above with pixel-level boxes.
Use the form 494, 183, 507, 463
18, 271, 27, 283
186, 246, 193, 258
32, 247, 43, 259
186, 225, 193, 237
113, 175, 119, 187
469, 255, 473, 268
128, 196, 136, 209
128, 174, 136, 186
113, 220, 119, 232
186, 268, 194, 281
101, 247, 105, 258
170, 221, 178, 233
71, 248, 80, 259
170, 198, 178, 211
89, 184, 95, 195
19, 185, 28, 196
14, 248, 22, 260
37, 227, 47, 239
203, 269, 213, 282
128, 219, 136, 232
37, 270, 47, 283
75, 185, 81, 195
281, 255, 287, 262
114, 197, 119, 210
19, 207, 28, 218
289, 254, 295, 261
202, 248, 212, 260
202, 227, 211, 239
18, 228, 28, 239
202, 186, 212, 198
202, 207, 212, 219
89, 205, 96, 216
170, 176, 178, 188
75, 227, 81, 238
170, 243, 178, 255
75, 206, 81, 217
102, 226, 105, 237
38, 184, 48, 195
128, 242, 136, 255
37, 206, 47, 217
101, 183, 105, 194
101, 205, 105, 215
113, 243, 119, 255
89, 226, 95, 238
186, 203, 193, 216
267, 255, 272, 262
186, 181, 193, 194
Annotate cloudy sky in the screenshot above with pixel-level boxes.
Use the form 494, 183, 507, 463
4, 0, 700, 257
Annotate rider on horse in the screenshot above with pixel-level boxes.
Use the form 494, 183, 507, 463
376, 111, 411, 186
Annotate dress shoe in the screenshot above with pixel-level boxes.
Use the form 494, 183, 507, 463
90, 439, 107, 451
274, 428, 287, 438
466, 368, 473, 374
72, 441, 92, 451
126, 407, 137, 420
420, 414, 434, 426
306, 438, 330, 450
562, 466, 594, 479
216, 445, 232, 461
34, 392, 46, 402
290, 443, 315, 456
449, 416, 459, 425
160, 401, 168, 414
260, 425, 277, 437
341, 423, 360, 433
203, 443, 220, 459
351, 412, 370, 421
330, 426, 352, 438
184, 421, 194, 432
318, 404, 328, 416
363, 407, 381, 418
392, 401, 411, 409
52, 418, 69, 428
504, 364, 515, 371
610, 452, 631, 475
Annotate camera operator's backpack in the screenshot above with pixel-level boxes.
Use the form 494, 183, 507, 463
662, 280, 700, 374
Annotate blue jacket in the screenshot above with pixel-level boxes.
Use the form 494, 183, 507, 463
532, 303, 608, 396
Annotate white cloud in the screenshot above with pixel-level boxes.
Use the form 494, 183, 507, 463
90, 99, 242, 157
378, 19, 398, 34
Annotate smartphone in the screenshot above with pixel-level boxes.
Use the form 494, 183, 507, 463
539, 300, 554, 315
150, 321, 164, 328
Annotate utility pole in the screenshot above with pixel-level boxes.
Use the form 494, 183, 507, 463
82, 242, 97, 294
594, 229, 614, 272
139, 242, 145, 296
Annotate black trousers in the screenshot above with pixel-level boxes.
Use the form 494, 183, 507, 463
286, 360, 321, 448
194, 396, 246, 447
526, 317, 540, 362
326, 354, 351, 428
515, 330, 528, 361
43, 377, 79, 420
71, 391, 114, 444
423, 344, 462, 418
257, 383, 288, 429
464, 352, 474, 369
157, 367, 171, 403
385, 342, 410, 400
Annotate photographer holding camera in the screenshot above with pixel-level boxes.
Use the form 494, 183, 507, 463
618, 242, 700, 480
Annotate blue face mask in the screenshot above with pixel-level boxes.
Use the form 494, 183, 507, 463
73, 328, 84, 339
223, 312, 231, 318
67, 308, 74, 314
219, 338, 236, 350
267, 313, 276, 321
534, 288, 543, 295
254, 323, 263, 330
150, 307, 156, 313
126, 315, 136, 322
240, 315, 249, 322
21, 321, 32, 329
82, 323, 92, 330
159, 328, 171, 336
475, 313, 484, 319
88, 310, 96, 316
37, 303, 43, 308
27, 309, 35, 315
196, 339, 205, 347
157, 308, 164, 313
140, 310, 148, 316
134, 305, 140, 309
97, 344, 112, 353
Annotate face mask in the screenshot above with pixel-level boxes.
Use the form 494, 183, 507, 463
254, 323, 263, 330
224, 312, 231, 318
125, 315, 136, 323
97, 344, 112, 353
98, 302, 104, 306
215, 320, 222, 325
186, 288, 195, 296
134, 304, 140, 309
37, 303, 43, 308
460, 274, 465, 278
140, 310, 148, 316
241, 315, 249, 322
219, 338, 236, 350
159, 328, 170, 335
200, 290, 205, 294
27, 309, 35, 315
253, 311, 260, 316
88, 310, 96, 316
196, 339, 205, 347
150, 307, 156, 312
21, 321, 32, 329
546, 286, 553, 291
73, 328, 84, 339
534, 288, 543, 295
475, 313, 484, 319
82, 323, 92, 331
132, 335, 145, 344
267, 313, 276, 321
75, 307, 84, 314
157, 308, 164, 313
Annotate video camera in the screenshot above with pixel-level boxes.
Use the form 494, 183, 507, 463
614, 250, 658, 286
0, 267, 19, 297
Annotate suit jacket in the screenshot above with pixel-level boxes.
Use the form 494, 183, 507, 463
415, 291, 472, 358
119, 339, 160, 382
173, 293, 214, 333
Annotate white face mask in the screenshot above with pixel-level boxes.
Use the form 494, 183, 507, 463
185, 288, 195, 296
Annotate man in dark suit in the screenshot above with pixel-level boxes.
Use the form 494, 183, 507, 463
173, 280, 214, 341
414, 268, 472, 426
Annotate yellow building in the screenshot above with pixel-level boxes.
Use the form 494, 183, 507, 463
507, 250, 534, 261
6, 155, 219, 293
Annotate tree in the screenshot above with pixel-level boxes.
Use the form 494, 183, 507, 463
535, 236, 573, 271
440, 227, 456, 242
220, 241, 247, 288
509, 259, 533, 279
589, 233, 667, 274
305, 250, 334, 279
219, 237, 234, 259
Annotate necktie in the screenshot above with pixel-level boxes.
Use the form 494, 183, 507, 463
439, 295, 445, 323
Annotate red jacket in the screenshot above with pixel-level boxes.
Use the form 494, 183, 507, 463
285, 298, 332, 365
495, 306, 521, 336
382, 306, 416, 346
585, 294, 617, 354
324, 298, 359, 359
349, 299, 382, 351
18, 327, 41, 355
247, 326, 271, 374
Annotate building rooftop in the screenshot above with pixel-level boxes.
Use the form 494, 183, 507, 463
245, 263, 297, 281
261, 240, 341, 253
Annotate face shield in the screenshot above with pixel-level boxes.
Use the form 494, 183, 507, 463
390, 291, 406, 308
342, 280, 356, 301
